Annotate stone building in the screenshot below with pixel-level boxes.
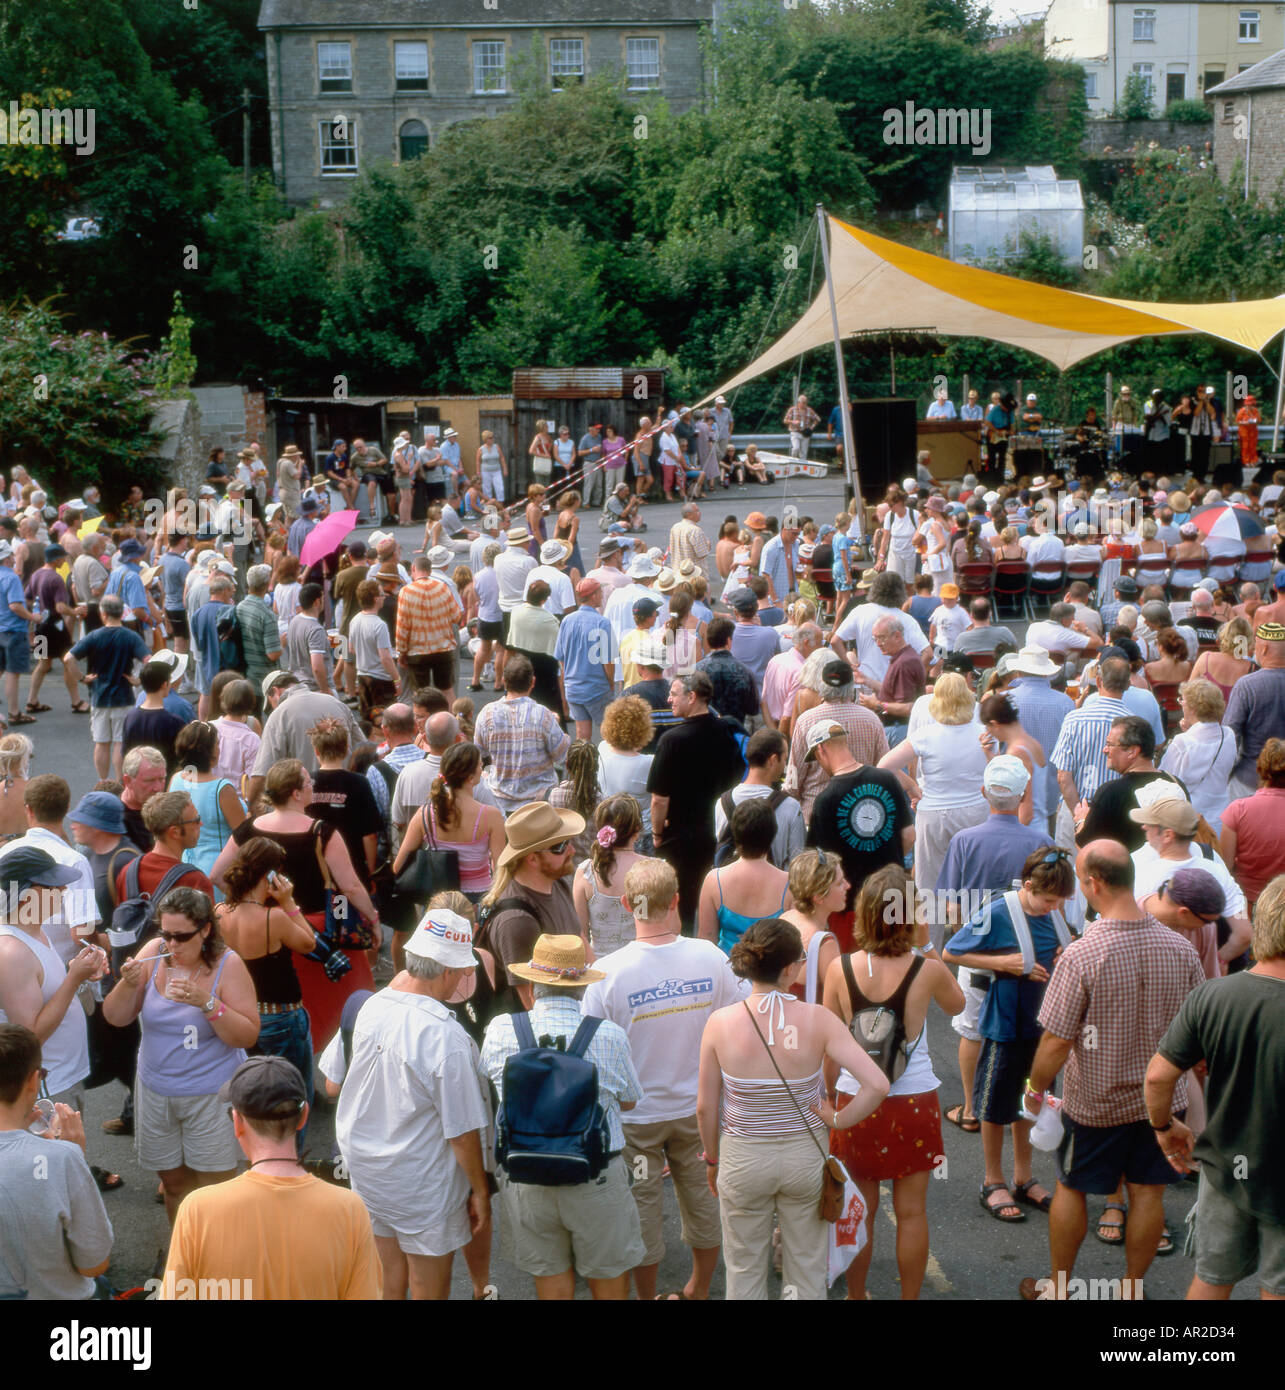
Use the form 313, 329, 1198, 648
1209, 48, 1285, 197
258, 0, 715, 206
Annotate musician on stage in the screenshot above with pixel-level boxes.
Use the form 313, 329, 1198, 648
983, 390, 1012, 487
1009, 392, 1045, 478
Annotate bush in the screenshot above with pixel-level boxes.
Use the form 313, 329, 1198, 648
1162, 99, 1212, 124
1112, 74, 1156, 122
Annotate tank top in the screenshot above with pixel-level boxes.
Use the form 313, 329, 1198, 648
715, 869, 788, 955
445, 949, 498, 1047
577, 860, 636, 957
426, 801, 491, 893
225, 905, 302, 1007
171, 774, 240, 883
0, 927, 90, 1096
721, 1066, 826, 1137
836, 952, 939, 1098
137, 951, 246, 1096
480, 443, 501, 470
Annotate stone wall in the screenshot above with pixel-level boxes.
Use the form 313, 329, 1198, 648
1211, 90, 1285, 200
1082, 118, 1213, 154
192, 385, 267, 461
148, 398, 203, 495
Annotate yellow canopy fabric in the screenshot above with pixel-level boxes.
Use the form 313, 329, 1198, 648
77, 515, 104, 538
703, 216, 1285, 398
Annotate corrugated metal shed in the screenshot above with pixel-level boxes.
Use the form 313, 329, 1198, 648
512, 368, 665, 400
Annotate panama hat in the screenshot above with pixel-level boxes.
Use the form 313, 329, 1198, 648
507, 934, 605, 987
1010, 645, 1059, 677
655, 567, 679, 593
496, 802, 586, 870
539, 539, 570, 567
506, 525, 530, 544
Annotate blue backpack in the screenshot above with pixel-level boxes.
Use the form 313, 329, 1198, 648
495, 1012, 611, 1186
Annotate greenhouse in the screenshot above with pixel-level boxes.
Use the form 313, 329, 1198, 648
947, 165, 1084, 269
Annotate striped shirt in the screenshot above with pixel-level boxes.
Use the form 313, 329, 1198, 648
473, 694, 571, 814
1049, 694, 1131, 804
788, 700, 889, 824
481, 995, 642, 1152
366, 742, 424, 824
395, 576, 463, 657
1039, 914, 1204, 1126
1008, 677, 1075, 814
721, 1066, 825, 1138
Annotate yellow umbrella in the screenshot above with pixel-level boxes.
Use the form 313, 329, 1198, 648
77, 515, 104, 538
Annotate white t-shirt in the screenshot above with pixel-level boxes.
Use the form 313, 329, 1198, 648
1131, 843, 1246, 919
908, 723, 989, 810
596, 744, 654, 834
1063, 543, 1103, 565
494, 549, 536, 612
348, 611, 393, 679
712, 782, 807, 867
882, 509, 918, 556
929, 603, 970, 652
1021, 532, 1066, 566
582, 938, 747, 1125
908, 693, 980, 738
835, 603, 930, 684
524, 564, 575, 615
1027, 619, 1090, 656
335, 990, 489, 1249
0, 927, 90, 1095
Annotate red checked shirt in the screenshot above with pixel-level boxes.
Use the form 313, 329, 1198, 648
395, 576, 463, 657
784, 404, 820, 432
1038, 913, 1204, 1127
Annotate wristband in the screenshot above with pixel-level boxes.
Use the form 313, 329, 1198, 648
703, 1153, 718, 1167
1150, 1119, 1173, 1133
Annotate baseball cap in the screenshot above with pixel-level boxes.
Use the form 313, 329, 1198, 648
0, 845, 82, 895
405, 909, 476, 969
633, 596, 662, 619
730, 589, 758, 614
983, 754, 1030, 797
575, 577, 601, 600
1114, 575, 1139, 596
262, 670, 295, 699
821, 659, 853, 690
218, 1055, 307, 1121
803, 721, 846, 763
1128, 793, 1199, 836
1165, 867, 1226, 918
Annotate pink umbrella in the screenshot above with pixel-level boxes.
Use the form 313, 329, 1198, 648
300, 509, 361, 569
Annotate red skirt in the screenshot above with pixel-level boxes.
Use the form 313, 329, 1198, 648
294, 949, 375, 1050
831, 1090, 944, 1182
826, 909, 856, 955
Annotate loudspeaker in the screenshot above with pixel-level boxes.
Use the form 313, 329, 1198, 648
849, 397, 917, 497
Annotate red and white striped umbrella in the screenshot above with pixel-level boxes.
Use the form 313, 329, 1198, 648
1188, 503, 1265, 542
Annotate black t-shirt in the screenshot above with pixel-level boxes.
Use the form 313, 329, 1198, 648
1179, 615, 1220, 640
308, 769, 381, 877
1076, 770, 1187, 852
121, 706, 188, 778
1159, 972, 1285, 1225
230, 817, 339, 915
807, 766, 913, 911
810, 542, 834, 578
123, 803, 152, 853
647, 712, 744, 836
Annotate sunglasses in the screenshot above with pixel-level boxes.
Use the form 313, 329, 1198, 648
545, 840, 571, 855
159, 927, 203, 944
179, 815, 203, 826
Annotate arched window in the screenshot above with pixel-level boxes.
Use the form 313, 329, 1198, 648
399, 120, 428, 163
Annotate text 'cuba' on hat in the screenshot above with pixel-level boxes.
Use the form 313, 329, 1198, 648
405, 909, 476, 970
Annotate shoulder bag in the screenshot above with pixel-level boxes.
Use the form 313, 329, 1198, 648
393, 803, 461, 903
312, 820, 376, 951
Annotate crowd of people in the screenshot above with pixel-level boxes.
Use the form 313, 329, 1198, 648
0, 435, 1282, 1306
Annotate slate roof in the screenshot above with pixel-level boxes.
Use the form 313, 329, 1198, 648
260, 0, 712, 27
1207, 48, 1285, 96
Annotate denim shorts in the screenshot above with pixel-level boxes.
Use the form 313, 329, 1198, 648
252, 1007, 315, 1151
0, 629, 31, 675
567, 692, 611, 726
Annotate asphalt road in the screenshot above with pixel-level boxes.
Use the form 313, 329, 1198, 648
23, 471, 1238, 1299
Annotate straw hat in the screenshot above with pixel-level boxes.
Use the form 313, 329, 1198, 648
655, 567, 679, 593
507, 934, 605, 987
506, 525, 530, 544
282, 444, 302, 456
496, 802, 585, 869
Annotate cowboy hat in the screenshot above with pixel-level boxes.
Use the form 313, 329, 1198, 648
281, 444, 302, 456
507, 934, 605, 987
496, 802, 586, 870
655, 567, 679, 593
1009, 645, 1059, 678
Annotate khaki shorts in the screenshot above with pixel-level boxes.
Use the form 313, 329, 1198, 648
135, 1077, 240, 1173
497, 1155, 644, 1280
90, 706, 129, 745
624, 1114, 722, 1267
1195, 1168, 1285, 1296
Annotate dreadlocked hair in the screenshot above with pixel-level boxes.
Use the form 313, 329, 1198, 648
563, 740, 600, 821
589, 794, 642, 884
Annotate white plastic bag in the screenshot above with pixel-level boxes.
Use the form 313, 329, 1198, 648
1020, 1092, 1064, 1151
826, 1159, 869, 1285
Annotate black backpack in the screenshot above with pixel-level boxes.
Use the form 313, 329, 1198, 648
714, 788, 789, 868
107, 858, 192, 976
840, 953, 925, 1083
216, 606, 246, 673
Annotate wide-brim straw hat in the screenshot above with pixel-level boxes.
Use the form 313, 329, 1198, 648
496, 802, 586, 869
507, 933, 605, 987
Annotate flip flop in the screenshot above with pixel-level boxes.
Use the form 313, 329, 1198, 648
980, 1182, 1026, 1222
1156, 1227, 1174, 1256
1095, 1202, 1127, 1245
91, 1165, 124, 1193
945, 1103, 981, 1133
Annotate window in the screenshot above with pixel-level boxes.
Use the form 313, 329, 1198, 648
319, 118, 357, 175
395, 42, 428, 92
1222, 101, 1236, 122
318, 42, 352, 94
473, 41, 506, 94
1239, 63, 1255, 73
1132, 62, 1155, 101
1132, 8, 1155, 41
1203, 69, 1225, 92
1166, 71, 1185, 104
550, 38, 584, 88
399, 119, 428, 162
1238, 10, 1259, 41
626, 37, 660, 91
1084, 70, 1098, 99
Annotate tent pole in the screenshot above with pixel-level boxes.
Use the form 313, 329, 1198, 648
816, 204, 864, 537
1274, 331, 1285, 457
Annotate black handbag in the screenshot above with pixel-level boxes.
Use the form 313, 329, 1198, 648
393, 804, 461, 901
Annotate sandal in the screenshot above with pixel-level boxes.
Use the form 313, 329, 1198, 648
7, 712, 36, 724
92, 1165, 124, 1193
1014, 1179, 1053, 1213
1156, 1227, 1174, 1256
979, 1182, 1026, 1222
25, 702, 51, 713
71, 701, 91, 714
945, 1103, 981, 1133
1095, 1203, 1127, 1245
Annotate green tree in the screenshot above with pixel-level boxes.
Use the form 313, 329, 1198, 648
1113, 74, 1157, 121
156, 292, 197, 398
